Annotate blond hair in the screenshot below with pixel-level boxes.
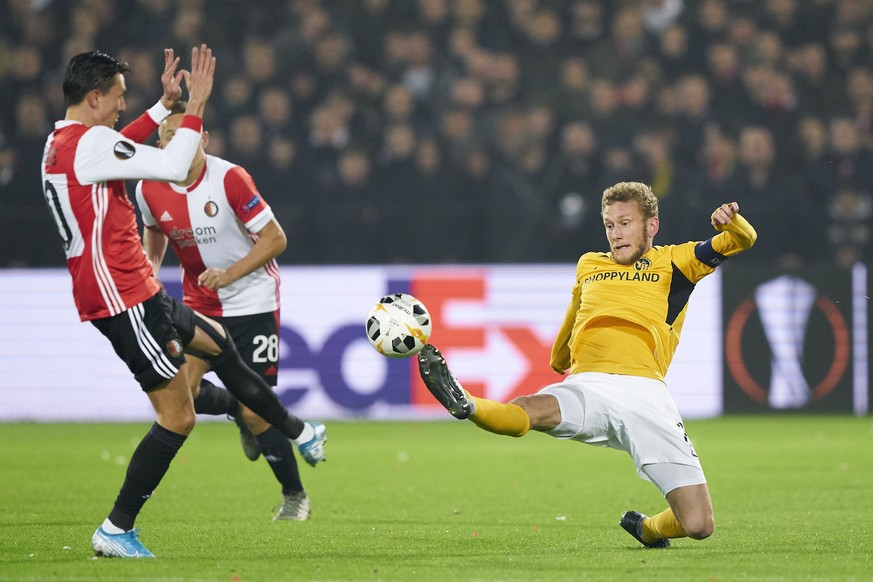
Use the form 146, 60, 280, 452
601, 182, 659, 219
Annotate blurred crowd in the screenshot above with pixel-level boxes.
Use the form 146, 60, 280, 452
1, 0, 871, 267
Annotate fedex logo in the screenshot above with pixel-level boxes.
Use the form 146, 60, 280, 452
275, 271, 564, 414
164, 267, 568, 417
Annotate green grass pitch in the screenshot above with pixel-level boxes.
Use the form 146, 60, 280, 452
1, 416, 871, 581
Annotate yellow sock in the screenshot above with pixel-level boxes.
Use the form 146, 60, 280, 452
643, 507, 688, 540
468, 395, 530, 437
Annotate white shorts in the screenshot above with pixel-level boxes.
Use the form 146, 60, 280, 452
538, 372, 706, 496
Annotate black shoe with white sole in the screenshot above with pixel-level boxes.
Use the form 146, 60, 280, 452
417, 345, 473, 420
620, 510, 670, 549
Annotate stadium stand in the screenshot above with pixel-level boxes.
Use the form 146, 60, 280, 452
1, 0, 870, 266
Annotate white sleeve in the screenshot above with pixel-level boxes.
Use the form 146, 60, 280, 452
246, 207, 275, 234
146, 101, 172, 124
74, 125, 200, 184
135, 181, 157, 227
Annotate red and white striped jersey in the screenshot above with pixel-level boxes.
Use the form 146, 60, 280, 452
41, 102, 204, 321
136, 154, 280, 317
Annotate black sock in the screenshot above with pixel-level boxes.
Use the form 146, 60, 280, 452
107, 423, 187, 531
257, 427, 304, 495
212, 350, 304, 439
193, 379, 240, 417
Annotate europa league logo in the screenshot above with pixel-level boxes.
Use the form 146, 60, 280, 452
726, 275, 850, 409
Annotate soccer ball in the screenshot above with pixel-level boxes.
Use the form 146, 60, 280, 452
366, 293, 432, 358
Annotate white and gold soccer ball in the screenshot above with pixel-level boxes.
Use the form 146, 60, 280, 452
366, 293, 432, 358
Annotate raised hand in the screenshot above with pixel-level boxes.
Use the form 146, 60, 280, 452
182, 44, 216, 118
711, 202, 739, 228
159, 48, 184, 108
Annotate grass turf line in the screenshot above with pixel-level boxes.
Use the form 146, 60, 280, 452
0, 417, 871, 581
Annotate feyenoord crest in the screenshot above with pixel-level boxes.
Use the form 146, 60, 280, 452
634, 258, 651, 271
204, 201, 218, 217
167, 339, 183, 358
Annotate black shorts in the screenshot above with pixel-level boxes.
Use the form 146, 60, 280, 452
91, 290, 196, 391
211, 311, 280, 387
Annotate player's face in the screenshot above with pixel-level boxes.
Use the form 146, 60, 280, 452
94, 73, 126, 128
158, 113, 183, 148
603, 200, 656, 265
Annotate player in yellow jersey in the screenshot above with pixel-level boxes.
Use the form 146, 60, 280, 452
418, 181, 757, 549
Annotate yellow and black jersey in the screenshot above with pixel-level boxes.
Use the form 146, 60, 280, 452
550, 214, 757, 381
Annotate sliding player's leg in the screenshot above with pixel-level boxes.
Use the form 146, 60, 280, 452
418, 344, 566, 437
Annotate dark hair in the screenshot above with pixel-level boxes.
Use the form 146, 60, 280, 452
167, 101, 187, 116
62, 51, 130, 108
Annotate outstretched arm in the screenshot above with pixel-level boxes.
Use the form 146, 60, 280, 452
78, 45, 215, 184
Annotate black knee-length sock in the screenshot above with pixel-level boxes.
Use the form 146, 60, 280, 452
107, 423, 187, 531
257, 427, 304, 495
